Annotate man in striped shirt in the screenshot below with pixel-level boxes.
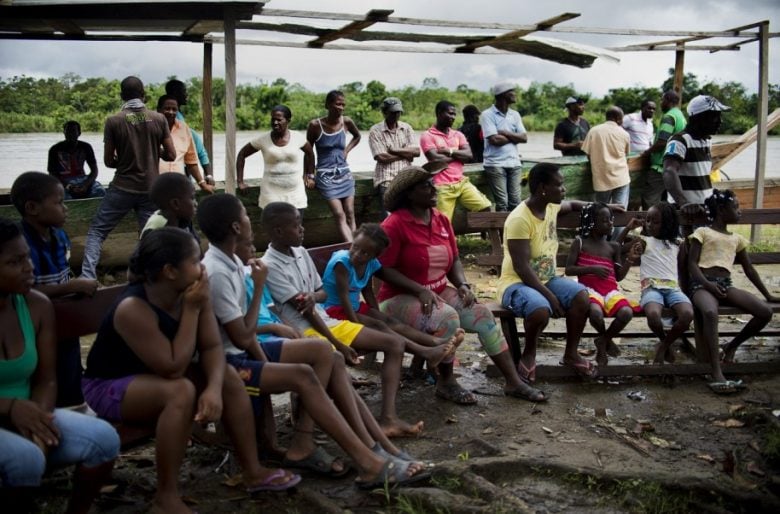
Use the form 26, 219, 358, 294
663, 95, 730, 217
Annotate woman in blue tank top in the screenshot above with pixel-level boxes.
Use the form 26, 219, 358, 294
306, 90, 362, 242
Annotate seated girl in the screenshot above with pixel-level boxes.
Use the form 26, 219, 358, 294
624, 203, 693, 364
565, 203, 640, 366
82, 228, 301, 514
321, 223, 463, 371
689, 189, 780, 394
0, 218, 119, 514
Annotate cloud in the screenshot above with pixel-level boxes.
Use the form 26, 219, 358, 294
0, 0, 777, 96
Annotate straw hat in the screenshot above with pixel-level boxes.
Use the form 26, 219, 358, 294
383, 161, 447, 212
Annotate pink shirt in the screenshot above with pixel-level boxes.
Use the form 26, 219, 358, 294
378, 208, 459, 301
420, 126, 467, 185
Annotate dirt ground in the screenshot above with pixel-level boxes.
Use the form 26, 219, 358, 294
34, 261, 780, 513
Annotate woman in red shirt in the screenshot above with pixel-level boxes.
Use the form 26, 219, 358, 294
378, 165, 546, 404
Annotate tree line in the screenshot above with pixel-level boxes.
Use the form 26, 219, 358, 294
0, 71, 777, 135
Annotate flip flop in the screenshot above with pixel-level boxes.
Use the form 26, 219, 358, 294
517, 360, 536, 384
434, 383, 478, 405
707, 380, 747, 395
504, 383, 547, 402
355, 458, 431, 490
371, 443, 425, 474
281, 446, 352, 478
246, 469, 302, 493
560, 359, 598, 379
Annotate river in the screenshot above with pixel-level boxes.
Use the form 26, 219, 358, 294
1, 130, 778, 189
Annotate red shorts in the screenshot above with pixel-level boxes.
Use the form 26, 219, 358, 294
325, 301, 371, 320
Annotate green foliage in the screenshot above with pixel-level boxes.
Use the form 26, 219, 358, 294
0, 73, 777, 135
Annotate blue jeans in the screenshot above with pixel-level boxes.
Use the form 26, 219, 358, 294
63, 177, 106, 200
502, 277, 587, 318
81, 186, 155, 279
483, 166, 522, 212
593, 184, 630, 208
0, 408, 119, 487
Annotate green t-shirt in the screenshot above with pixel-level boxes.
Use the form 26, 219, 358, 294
0, 294, 38, 400
650, 107, 686, 172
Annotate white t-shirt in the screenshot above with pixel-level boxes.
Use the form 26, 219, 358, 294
249, 131, 308, 208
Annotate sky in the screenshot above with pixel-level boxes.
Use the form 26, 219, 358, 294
0, 0, 778, 97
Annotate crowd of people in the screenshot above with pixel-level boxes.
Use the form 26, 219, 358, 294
2, 75, 777, 511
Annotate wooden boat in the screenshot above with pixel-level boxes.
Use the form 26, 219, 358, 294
1, 145, 777, 270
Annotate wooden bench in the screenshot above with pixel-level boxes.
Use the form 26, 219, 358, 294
53, 285, 157, 447
467, 209, 780, 376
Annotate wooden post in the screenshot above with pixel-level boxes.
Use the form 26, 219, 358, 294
751, 21, 769, 243
202, 42, 213, 167
224, 11, 237, 193
673, 43, 685, 102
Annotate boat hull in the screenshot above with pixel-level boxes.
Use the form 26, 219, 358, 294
0, 158, 775, 270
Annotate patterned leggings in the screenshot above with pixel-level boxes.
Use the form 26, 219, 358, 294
379, 286, 508, 356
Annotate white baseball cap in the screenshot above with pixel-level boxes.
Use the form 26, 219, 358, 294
687, 95, 731, 117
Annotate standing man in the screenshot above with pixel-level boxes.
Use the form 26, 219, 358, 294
622, 99, 656, 153
165, 79, 213, 184
81, 76, 175, 279
643, 90, 686, 209
480, 82, 528, 212
459, 105, 484, 163
420, 100, 492, 220
582, 106, 631, 208
368, 97, 419, 218
554, 96, 590, 156
47, 120, 105, 199
663, 95, 730, 216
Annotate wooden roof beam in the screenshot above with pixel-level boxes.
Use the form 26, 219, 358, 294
609, 44, 741, 52
454, 13, 579, 53
44, 19, 85, 36
306, 9, 392, 49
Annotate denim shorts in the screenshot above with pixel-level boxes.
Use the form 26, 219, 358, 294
640, 287, 691, 309
502, 276, 587, 318
690, 275, 733, 296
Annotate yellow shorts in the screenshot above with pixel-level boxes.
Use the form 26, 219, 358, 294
303, 320, 363, 346
435, 176, 492, 219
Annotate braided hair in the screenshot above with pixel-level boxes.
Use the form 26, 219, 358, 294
703, 189, 736, 223
578, 202, 610, 238
653, 202, 680, 244
354, 223, 390, 254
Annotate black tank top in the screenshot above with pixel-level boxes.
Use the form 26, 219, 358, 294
84, 282, 183, 378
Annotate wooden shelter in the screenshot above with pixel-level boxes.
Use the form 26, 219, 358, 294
0, 1, 775, 235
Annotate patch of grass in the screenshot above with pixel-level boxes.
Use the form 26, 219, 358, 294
731, 225, 780, 252
762, 423, 780, 465
431, 475, 462, 492
394, 494, 449, 514
456, 235, 492, 255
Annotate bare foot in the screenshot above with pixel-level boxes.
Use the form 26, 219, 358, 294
652, 343, 667, 365
151, 495, 193, 514
664, 345, 676, 363
606, 339, 621, 358
594, 336, 609, 367
422, 343, 452, 371
380, 418, 424, 438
